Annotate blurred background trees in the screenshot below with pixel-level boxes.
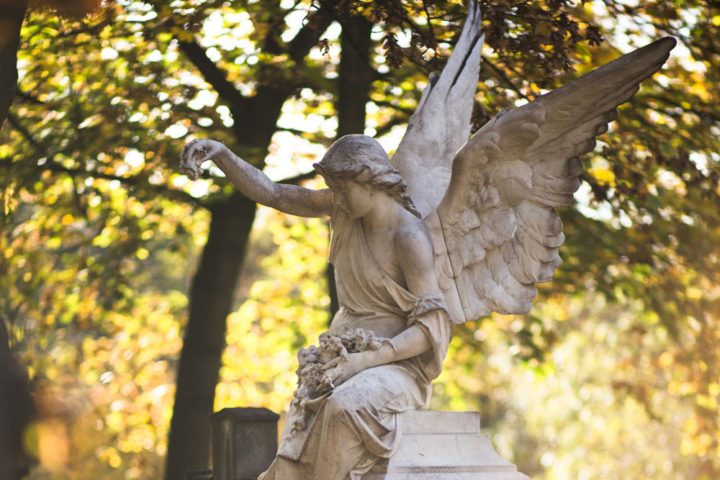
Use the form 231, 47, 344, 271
1, 0, 718, 479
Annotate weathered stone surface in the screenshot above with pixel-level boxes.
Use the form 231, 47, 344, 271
178, 2, 675, 477
364, 411, 529, 480
212, 407, 279, 480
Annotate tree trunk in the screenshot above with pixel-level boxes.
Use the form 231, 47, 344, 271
165, 68, 292, 480
327, 13, 373, 319
0, 319, 34, 480
336, 14, 373, 138
0, 1, 27, 130
165, 5, 343, 474
165, 194, 257, 479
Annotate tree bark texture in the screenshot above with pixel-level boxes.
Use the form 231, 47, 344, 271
165, 89, 287, 480
165, 6, 336, 476
165, 195, 257, 479
0, 319, 35, 480
336, 13, 373, 138
327, 12, 374, 319
0, 1, 27, 131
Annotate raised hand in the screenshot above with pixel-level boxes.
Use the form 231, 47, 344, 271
179, 138, 228, 180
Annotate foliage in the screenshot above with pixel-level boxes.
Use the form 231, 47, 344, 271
216, 201, 330, 414
1, 0, 719, 478
0, 167, 204, 477
434, 288, 720, 479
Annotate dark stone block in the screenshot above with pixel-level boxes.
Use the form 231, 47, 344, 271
212, 407, 279, 480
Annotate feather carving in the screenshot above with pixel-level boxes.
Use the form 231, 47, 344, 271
389, 3, 675, 323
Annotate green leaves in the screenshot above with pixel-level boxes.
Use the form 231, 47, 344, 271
4, 0, 720, 477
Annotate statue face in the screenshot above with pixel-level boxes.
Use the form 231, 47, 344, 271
334, 180, 374, 219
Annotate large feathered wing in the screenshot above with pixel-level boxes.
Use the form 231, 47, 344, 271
391, 0, 484, 218
433, 37, 677, 323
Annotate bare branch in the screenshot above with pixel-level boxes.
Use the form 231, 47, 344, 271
178, 40, 249, 112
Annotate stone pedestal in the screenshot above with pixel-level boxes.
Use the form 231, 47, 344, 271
363, 411, 529, 480
212, 407, 279, 480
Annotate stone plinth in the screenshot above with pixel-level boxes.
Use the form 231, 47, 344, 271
363, 411, 529, 480
212, 407, 279, 480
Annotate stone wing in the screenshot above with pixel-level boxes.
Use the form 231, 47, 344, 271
391, 0, 483, 218
432, 37, 676, 323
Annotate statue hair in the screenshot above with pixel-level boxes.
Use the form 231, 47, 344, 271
314, 135, 421, 218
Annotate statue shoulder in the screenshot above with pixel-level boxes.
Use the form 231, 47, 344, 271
394, 214, 434, 269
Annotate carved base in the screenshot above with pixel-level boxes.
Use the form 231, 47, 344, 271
363, 411, 530, 480
365, 474, 529, 480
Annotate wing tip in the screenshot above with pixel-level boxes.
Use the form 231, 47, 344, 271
467, 0, 482, 30
652, 36, 678, 54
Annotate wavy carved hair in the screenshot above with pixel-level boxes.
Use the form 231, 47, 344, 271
314, 135, 421, 218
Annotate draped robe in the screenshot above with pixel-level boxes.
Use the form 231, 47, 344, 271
259, 203, 453, 480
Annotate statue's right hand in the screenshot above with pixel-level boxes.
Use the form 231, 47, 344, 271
322, 351, 376, 387
179, 139, 227, 180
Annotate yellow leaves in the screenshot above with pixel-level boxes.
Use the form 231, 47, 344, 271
668, 380, 696, 396
588, 166, 616, 187
92, 227, 112, 248
686, 285, 702, 300
105, 410, 126, 433
315, 100, 334, 116
216, 208, 329, 414
2, 182, 17, 215
657, 351, 674, 368
97, 445, 123, 468
26, 291, 186, 470
681, 415, 715, 457
712, 15, 720, 26
2, 178, 195, 474
60, 213, 74, 226
688, 81, 710, 102
78, 113, 103, 129
46, 236, 62, 249
0, 144, 13, 158
709, 383, 720, 397
34, 418, 71, 471
696, 393, 717, 411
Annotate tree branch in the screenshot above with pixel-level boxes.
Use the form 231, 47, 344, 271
275, 127, 334, 146
5, 114, 202, 207
287, 1, 337, 63
640, 93, 720, 124
176, 0, 335, 110
481, 55, 531, 101
177, 40, 249, 112
372, 100, 416, 116
15, 87, 44, 104
278, 169, 318, 185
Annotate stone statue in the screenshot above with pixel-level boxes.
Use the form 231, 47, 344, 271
179, 2, 675, 478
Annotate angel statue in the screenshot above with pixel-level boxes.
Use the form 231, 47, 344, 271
179, 2, 675, 478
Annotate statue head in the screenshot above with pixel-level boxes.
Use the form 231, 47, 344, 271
314, 135, 421, 218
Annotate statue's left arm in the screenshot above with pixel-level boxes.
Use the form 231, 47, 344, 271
327, 222, 453, 385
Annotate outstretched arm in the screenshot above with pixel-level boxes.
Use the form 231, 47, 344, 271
180, 139, 332, 218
